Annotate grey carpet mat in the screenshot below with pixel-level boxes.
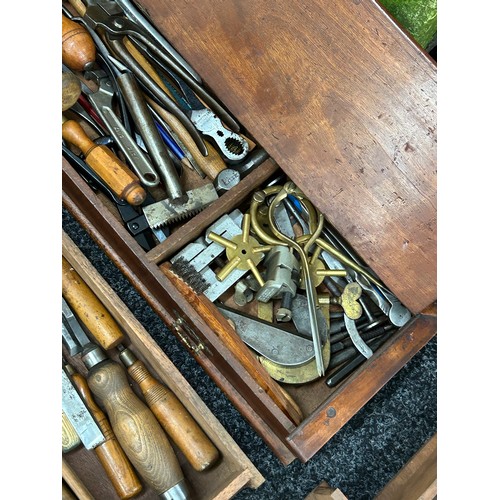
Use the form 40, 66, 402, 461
62, 207, 437, 500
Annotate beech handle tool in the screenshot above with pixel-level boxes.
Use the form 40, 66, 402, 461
62, 72, 146, 206
62, 257, 125, 350
65, 362, 143, 499
118, 346, 220, 472
62, 411, 81, 453
82, 345, 189, 499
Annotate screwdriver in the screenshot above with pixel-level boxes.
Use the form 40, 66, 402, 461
118, 345, 220, 472
81, 343, 190, 499
62, 263, 220, 471
64, 359, 143, 499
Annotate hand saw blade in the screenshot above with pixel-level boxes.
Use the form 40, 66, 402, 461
143, 184, 218, 229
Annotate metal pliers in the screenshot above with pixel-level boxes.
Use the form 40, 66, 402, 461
82, 0, 209, 157
162, 70, 249, 162
63, 142, 169, 250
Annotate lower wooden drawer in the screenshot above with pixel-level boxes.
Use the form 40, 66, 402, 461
62, 230, 264, 499
63, 158, 436, 465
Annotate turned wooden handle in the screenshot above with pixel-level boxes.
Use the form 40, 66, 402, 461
62, 72, 82, 112
62, 14, 96, 72
124, 353, 219, 472
87, 360, 185, 496
62, 481, 78, 500
70, 370, 143, 500
62, 459, 94, 500
62, 118, 146, 205
62, 257, 125, 350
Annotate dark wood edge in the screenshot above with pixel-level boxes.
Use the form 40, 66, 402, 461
62, 158, 298, 462
286, 313, 437, 462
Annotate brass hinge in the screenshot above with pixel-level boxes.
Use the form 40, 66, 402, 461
172, 313, 206, 356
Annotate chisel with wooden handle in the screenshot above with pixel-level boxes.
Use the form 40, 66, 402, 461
118, 345, 220, 472
62, 411, 81, 453
65, 361, 143, 499
62, 258, 125, 350
81, 343, 190, 499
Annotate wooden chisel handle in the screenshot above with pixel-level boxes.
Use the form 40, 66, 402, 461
119, 347, 220, 472
62, 117, 146, 206
62, 458, 95, 500
86, 357, 188, 498
68, 366, 143, 500
62, 14, 96, 72
62, 257, 125, 350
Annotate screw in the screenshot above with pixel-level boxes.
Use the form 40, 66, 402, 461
326, 407, 336, 418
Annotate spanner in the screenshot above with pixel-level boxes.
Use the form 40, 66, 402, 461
83, 68, 160, 187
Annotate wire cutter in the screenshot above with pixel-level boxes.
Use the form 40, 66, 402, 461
161, 69, 250, 162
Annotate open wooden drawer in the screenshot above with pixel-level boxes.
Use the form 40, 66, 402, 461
62, 231, 264, 498
62, 0, 436, 465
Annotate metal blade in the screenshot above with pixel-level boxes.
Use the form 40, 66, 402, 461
61, 368, 105, 450
143, 184, 219, 229
62, 297, 92, 349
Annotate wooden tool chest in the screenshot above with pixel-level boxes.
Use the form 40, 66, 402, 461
62, 231, 264, 498
62, 0, 437, 467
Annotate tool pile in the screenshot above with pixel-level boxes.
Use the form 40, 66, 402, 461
62, 0, 268, 251
62, 257, 220, 499
168, 180, 412, 387
61, 0, 414, 464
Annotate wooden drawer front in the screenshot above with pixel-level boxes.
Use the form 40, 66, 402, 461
135, 0, 437, 314
62, 231, 264, 498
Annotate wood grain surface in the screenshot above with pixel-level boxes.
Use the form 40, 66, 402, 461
136, 0, 437, 313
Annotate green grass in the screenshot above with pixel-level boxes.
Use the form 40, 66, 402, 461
378, 0, 437, 50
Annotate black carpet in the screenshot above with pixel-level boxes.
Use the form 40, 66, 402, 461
62, 207, 437, 500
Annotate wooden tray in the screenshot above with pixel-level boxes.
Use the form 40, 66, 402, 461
62, 231, 264, 499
